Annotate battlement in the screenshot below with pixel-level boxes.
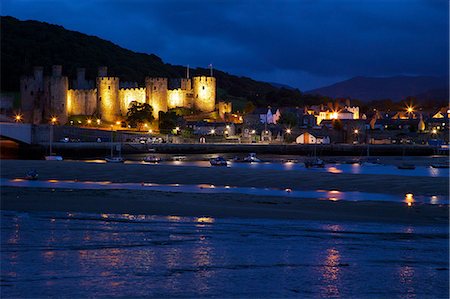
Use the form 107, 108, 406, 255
119, 87, 145, 92
145, 77, 168, 83
193, 76, 215, 83
98, 77, 119, 81
69, 88, 97, 93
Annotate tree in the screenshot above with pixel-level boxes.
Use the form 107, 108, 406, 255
158, 110, 180, 134
277, 112, 298, 127
243, 101, 256, 114
126, 101, 154, 131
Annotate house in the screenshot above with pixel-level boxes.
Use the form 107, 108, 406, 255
296, 132, 330, 144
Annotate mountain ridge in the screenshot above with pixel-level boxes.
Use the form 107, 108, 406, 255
306, 75, 449, 102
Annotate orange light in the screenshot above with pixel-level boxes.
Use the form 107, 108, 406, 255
15, 114, 22, 122
51, 117, 57, 123
87, 119, 92, 124
116, 121, 121, 125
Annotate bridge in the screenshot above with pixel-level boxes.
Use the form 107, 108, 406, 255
0, 122, 33, 144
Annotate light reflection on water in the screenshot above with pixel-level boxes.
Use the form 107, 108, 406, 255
1, 211, 448, 298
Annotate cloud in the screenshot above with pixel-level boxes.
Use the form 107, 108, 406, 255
2, 0, 448, 89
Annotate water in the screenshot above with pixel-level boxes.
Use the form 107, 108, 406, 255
1, 211, 448, 298
2, 178, 447, 205
78, 158, 449, 178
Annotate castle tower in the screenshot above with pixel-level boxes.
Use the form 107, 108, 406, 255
45, 65, 69, 124
193, 76, 216, 112
145, 77, 168, 119
20, 66, 45, 124
96, 66, 120, 122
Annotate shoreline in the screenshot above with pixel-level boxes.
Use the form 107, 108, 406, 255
1, 160, 448, 225
1, 160, 448, 195
1, 187, 448, 226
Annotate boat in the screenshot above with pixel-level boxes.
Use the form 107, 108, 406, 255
45, 155, 63, 161
361, 157, 381, 166
143, 155, 161, 163
210, 156, 228, 166
430, 163, 450, 169
25, 170, 39, 180
397, 163, 416, 170
304, 157, 325, 168
105, 156, 124, 163
243, 153, 262, 163
173, 155, 187, 161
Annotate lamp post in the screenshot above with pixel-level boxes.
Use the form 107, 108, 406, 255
50, 117, 57, 155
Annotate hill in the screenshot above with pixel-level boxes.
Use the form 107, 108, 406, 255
307, 75, 449, 102
0, 16, 292, 110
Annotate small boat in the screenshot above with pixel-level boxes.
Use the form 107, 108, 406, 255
360, 157, 381, 166
105, 156, 124, 163
304, 157, 325, 168
44, 155, 63, 161
210, 156, 228, 166
173, 156, 187, 161
398, 163, 416, 170
143, 155, 161, 163
25, 170, 38, 180
243, 153, 262, 163
430, 163, 450, 169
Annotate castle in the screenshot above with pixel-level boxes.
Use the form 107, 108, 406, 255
20, 65, 217, 124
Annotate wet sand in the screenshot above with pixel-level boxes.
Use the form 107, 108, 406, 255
0, 160, 448, 225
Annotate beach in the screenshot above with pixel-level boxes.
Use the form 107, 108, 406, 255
1, 160, 448, 225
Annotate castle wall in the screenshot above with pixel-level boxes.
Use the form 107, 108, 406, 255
145, 77, 168, 119
45, 75, 69, 124
193, 76, 216, 112
118, 88, 146, 114
97, 77, 120, 122
68, 89, 97, 115
167, 89, 187, 109
218, 101, 232, 119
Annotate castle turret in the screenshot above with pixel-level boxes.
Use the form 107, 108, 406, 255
21, 66, 45, 124
145, 77, 168, 119
193, 76, 216, 112
96, 66, 120, 122
45, 65, 69, 124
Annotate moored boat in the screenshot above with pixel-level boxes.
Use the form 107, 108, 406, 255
304, 157, 325, 168
210, 156, 228, 166
44, 155, 63, 161
143, 155, 161, 163
243, 153, 262, 163
105, 156, 124, 163
430, 163, 449, 169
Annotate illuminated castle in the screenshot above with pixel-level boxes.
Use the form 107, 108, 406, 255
20, 65, 216, 124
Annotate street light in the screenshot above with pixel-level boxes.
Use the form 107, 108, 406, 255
210, 129, 215, 134
286, 128, 291, 134
51, 117, 57, 124
96, 119, 101, 125
354, 129, 359, 134
432, 129, 437, 134
14, 114, 22, 122
87, 119, 92, 125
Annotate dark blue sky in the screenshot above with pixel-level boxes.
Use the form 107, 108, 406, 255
2, 0, 449, 90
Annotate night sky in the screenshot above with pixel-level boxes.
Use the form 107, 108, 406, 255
2, 0, 448, 90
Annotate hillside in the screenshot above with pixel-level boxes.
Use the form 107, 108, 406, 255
307, 75, 449, 102
0, 16, 287, 108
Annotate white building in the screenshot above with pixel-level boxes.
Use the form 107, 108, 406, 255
296, 132, 330, 144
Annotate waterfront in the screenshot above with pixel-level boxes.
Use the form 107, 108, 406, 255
1, 211, 448, 298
